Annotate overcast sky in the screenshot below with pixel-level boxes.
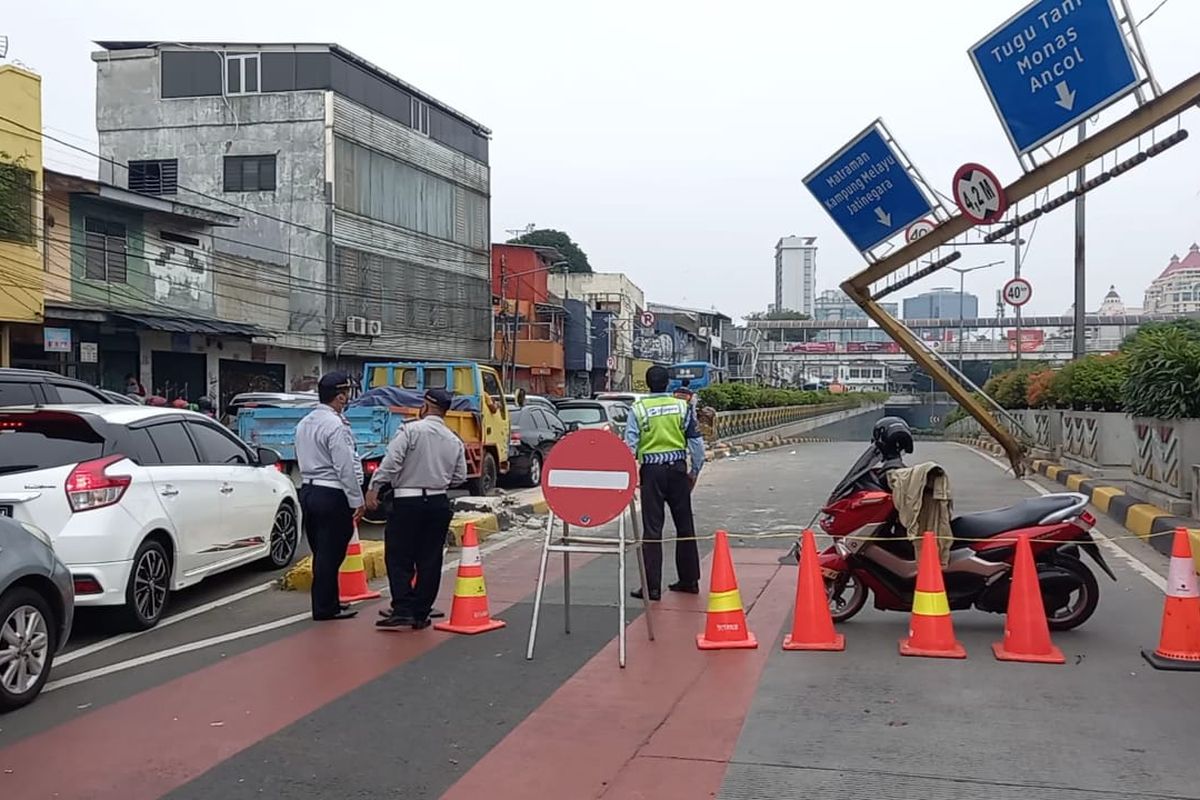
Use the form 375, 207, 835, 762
7, 0, 1198, 320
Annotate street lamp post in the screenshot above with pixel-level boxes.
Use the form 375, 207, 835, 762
947, 260, 1005, 377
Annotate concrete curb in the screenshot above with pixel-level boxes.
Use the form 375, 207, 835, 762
1026, 458, 1200, 565
705, 435, 832, 462
280, 497, 551, 592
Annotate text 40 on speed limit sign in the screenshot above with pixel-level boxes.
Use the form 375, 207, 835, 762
953, 163, 1008, 224
1003, 277, 1032, 307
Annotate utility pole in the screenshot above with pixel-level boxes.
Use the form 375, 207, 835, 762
499, 254, 509, 389
1013, 221, 1022, 366
1073, 121, 1087, 359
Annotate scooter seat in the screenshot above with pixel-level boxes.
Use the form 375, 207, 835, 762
950, 494, 1082, 543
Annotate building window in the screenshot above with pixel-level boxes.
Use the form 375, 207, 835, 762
411, 98, 430, 136
128, 159, 178, 195
225, 53, 260, 95
0, 163, 34, 244
84, 218, 128, 283
223, 154, 277, 192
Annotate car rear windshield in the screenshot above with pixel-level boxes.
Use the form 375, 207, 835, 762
558, 406, 605, 425
0, 412, 105, 474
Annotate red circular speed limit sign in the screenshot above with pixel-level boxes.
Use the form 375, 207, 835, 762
905, 218, 936, 243
1003, 277, 1033, 307
541, 429, 638, 528
953, 163, 1008, 224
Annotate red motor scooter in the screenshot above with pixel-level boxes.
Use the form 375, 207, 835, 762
805, 418, 1116, 630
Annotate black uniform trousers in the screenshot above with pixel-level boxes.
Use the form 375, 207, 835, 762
298, 484, 355, 619
385, 493, 453, 620
639, 460, 700, 592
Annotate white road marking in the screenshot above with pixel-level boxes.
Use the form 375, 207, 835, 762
45, 529, 535, 691
57, 580, 275, 666
955, 443, 1168, 592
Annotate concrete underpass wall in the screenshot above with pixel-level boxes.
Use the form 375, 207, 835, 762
717, 404, 885, 446
808, 406, 885, 441
882, 403, 958, 431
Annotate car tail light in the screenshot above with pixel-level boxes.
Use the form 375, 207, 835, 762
510, 430, 522, 446
73, 575, 103, 595
273, 462, 286, 473
1080, 511, 1096, 527
0, 419, 24, 429
65, 455, 131, 512
364, 459, 380, 475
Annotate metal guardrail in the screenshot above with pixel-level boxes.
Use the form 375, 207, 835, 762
706, 401, 857, 442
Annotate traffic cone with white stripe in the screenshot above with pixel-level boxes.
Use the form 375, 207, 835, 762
899, 531, 966, 659
434, 523, 506, 635
1142, 528, 1200, 671
697, 530, 758, 650
338, 525, 381, 603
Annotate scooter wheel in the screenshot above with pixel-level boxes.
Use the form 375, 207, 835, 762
1044, 554, 1099, 631
825, 572, 868, 622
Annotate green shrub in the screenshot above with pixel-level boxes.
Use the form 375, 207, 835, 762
984, 366, 1036, 409
1025, 369, 1059, 409
1053, 353, 1127, 411
696, 384, 880, 412
1121, 321, 1200, 419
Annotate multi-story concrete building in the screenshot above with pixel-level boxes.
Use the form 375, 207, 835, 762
903, 287, 978, 320
491, 243, 565, 396
92, 41, 492, 374
774, 236, 816, 315
561, 272, 644, 390
1143, 245, 1200, 314
0, 65, 44, 366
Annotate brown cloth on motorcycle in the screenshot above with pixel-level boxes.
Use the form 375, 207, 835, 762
886, 463, 953, 566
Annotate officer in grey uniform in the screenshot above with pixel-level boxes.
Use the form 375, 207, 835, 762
366, 388, 467, 630
294, 371, 364, 621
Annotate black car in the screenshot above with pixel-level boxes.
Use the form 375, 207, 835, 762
0, 368, 114, 406
506, 405, 568, 487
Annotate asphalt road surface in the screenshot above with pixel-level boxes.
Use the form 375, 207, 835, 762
0, 441, 1193, 800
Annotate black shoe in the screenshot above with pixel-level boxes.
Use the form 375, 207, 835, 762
430, 607, 446, 619
630, 588, 661, 601
376, 614, 417, 629
313, 610, 358, 621
669, 582, 701, 595
340, 603, 352, 612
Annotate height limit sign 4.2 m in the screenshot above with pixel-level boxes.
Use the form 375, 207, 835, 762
803, 121, 935, 254
970, 0, 1140, 155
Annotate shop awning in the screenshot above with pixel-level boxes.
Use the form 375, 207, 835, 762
111, 311, 267, 338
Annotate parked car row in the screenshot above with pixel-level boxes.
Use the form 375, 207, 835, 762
503, 395, 635, 488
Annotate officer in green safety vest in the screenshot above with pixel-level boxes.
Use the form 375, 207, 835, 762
625, 365, 707, 601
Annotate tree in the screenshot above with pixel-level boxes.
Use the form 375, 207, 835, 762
506, 228, 592, 273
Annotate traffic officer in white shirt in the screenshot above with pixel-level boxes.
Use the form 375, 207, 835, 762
294, 371, 364, 621
367, 388, 467, 630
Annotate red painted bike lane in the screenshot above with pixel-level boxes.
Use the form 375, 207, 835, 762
442, 548, 797, 800
0, 538, 593, 800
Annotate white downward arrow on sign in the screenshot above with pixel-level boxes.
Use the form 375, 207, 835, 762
1054, 81, 1076, 111
874, 207, 891, 226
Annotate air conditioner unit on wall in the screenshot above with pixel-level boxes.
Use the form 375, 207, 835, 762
346, 316, 367, 336
367, 319, 383, 337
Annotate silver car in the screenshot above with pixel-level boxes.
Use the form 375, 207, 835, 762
0, 517, 74, 712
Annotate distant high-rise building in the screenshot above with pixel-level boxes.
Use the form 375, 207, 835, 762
775, 236, 817, 315
903, 287, 978, 320
813, 289, 897, 343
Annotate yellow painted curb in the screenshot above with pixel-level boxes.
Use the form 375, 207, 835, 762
1065, 473, 1085, 492
529, 499, 549, 515
1125, 504, 1167, 540
1045, 465, 1063, 481
1090, 485, 1123, 513
450, 512, 501, 546
280, 539, 387, 591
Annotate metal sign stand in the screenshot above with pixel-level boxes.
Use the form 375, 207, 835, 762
526, 497, 655, 668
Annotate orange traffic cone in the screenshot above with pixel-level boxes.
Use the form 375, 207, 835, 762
899, 531, 966, 659
434, 523, 506, 635
1142, 528, 1200, 671
697, 531, 758, 650
783, 529, 845, 651
992, 535, 1064, 664
338, 525, 382, 603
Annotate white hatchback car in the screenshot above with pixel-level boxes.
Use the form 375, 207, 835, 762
0, 405, 300, 629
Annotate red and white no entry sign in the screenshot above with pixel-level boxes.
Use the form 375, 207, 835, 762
953, 163, 1008, 224
541, 429, 638, 528
1003, 277, 1033, 307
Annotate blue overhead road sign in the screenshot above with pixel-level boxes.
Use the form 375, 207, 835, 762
970, 0, 1139, 155
803, 124, 934, 253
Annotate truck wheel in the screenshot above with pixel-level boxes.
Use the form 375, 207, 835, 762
469, 453, 498, 496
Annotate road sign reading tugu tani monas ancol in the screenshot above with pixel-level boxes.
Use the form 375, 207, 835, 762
970, 0, 1140, 155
